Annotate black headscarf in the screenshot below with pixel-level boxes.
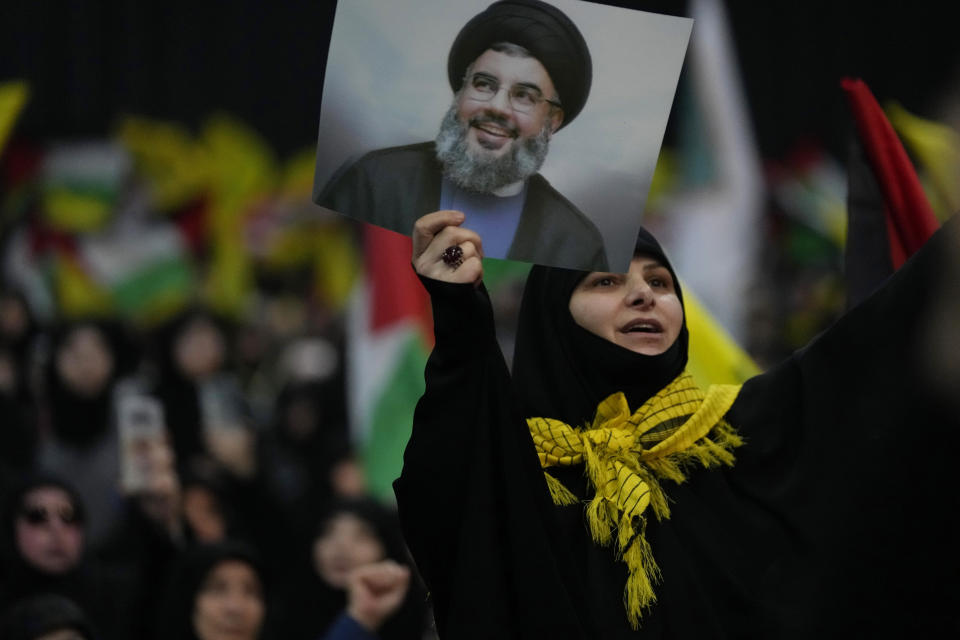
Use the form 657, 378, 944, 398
447, 0, 592, 128
44, 321, 125, 448
0, 475, 141, 639
0, 474, 87, 573
159, 541, 266, 640
150, 308, 233, 467
315, 498, 411, 568
0, 475, 89, 612
0, 287, 39, 365
0, 594, 96, 640
512, 227, 689, 427
0, 342, 38, 481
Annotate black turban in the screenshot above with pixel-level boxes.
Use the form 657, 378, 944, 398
447, 0, 592, 128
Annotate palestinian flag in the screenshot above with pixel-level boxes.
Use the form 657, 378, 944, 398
80, 222, 194, 325
347, 224, 431, 501
40, 142, 130, 233
348, 225, 532, 500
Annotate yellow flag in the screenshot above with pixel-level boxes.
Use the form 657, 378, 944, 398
117, 116, 210, 212
886, 102, 960, 220
262, 148, 361, 310
0, 80, 29, 154
202, 114, 278, 317
279, 148, 318, 199
42, 188, 115, 232
312, 224, 359, 309
55, 255, 113, 318
683, 282, 761, 387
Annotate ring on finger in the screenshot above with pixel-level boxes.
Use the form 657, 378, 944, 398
441, 245, 464, 269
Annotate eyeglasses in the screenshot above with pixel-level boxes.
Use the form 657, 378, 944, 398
463, 72, 562, 114
19, 505, 82, 527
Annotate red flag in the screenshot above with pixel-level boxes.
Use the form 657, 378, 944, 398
841, 78, 939, 268
363, 223, 432, 345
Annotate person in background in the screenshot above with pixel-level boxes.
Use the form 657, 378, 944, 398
98, 443, 247, 640
37, 321, 133, 548
320, 563, 414, 640
281, 498, 427, 640
258, 379, 360, 541
0, 475, 132, 640
151, 309, 257, 479
159, 541, 267, 640
0, 287, 40, 385
0, 341, 38, 493
0, 593, 96, 640
0, 288, 40, 493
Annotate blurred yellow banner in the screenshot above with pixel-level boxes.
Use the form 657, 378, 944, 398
684, 282, 761, 387
887, 102, 960, 220
0, 80, 29, 153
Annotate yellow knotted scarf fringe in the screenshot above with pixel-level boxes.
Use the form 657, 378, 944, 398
527, 372, 743, 629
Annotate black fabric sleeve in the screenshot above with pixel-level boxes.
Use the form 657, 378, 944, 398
393, 275, 589, 639
724, 215, 960, 635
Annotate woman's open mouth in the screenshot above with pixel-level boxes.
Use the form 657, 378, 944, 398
620, 319, 663, 334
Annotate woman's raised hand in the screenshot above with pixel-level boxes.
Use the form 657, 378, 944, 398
346, 560, 411, 632
412, 210, 484, 285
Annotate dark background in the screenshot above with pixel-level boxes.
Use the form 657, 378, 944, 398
3, 1, 958, 161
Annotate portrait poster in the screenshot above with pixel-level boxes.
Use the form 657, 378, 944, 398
313, 0, 692, 272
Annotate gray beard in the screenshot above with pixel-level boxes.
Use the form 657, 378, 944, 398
434, 103, 551, 194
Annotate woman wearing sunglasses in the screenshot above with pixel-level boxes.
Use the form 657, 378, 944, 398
0, 475, 131, 640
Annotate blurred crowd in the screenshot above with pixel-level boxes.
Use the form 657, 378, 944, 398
0, 296, 434, 640
0, 111, 437, 638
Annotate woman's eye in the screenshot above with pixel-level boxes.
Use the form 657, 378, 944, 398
648, 274, 671, 289
594, 277, 616, 287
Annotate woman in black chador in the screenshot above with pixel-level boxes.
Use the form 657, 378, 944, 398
393, 210, 960, 638
0, 475, 134, 640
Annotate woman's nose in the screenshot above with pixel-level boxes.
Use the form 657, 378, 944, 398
625, 278, 653, 308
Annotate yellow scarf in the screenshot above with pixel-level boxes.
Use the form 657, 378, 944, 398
527, 372, 743, 629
